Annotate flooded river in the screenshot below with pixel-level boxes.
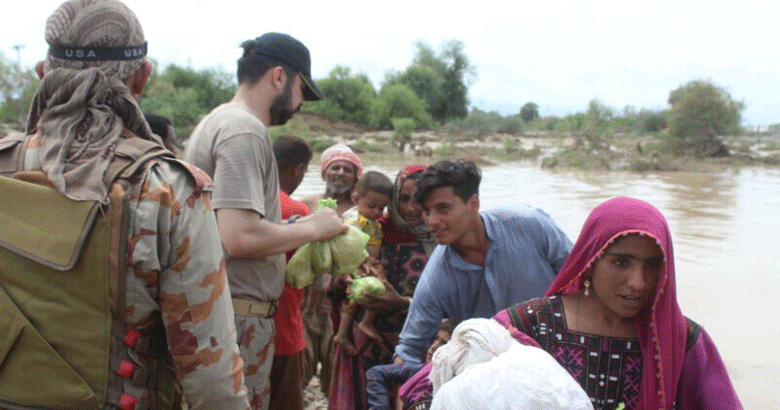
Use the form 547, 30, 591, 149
295, 162, 780, 408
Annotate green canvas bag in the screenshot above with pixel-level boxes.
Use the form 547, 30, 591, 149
0, 133, 181, 410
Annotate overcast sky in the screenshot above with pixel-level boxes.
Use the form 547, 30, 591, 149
3, 0, 778, 126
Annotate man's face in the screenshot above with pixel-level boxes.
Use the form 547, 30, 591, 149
421, 186, 478, 246
324, 160, 357, 195
269, 72, 305, 126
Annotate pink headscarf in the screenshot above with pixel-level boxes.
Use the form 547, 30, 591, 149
546, 197, 687, 410
320, 143, 363, 178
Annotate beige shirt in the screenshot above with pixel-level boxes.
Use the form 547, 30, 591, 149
184, 102, 285, 302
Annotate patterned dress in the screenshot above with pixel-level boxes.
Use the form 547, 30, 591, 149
327, 240, 428, 410
505, 296, 641, 410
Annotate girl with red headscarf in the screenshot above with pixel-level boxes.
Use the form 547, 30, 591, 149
494, 197, 742, 409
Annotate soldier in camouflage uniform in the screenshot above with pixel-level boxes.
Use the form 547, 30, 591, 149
0, 0, 250, 408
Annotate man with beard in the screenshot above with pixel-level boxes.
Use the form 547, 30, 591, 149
302, 143, 363, 216
184, 32, 347, 410
299, 143, 363, 396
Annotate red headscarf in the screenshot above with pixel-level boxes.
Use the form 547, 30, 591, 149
545, 197, 687, 410
379, 165, 434, 255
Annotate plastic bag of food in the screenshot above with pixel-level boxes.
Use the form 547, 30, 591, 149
285, 199, 370, 288
348, 276, 387, 303
311, 241, 332, 274
330, 225, 370, 275
286, 242, 316, 289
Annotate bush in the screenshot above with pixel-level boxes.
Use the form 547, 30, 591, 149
496, 115, 524, 135
391, 118, 416, 152
667, 80, 744, 139
520, 102, 539, 123
268, 115, 310, 141
372, 84, 433, 130
309, 138, 336, 153
502, 136, 520, 153
304, 66, 376, 125
448, 108, 501, 136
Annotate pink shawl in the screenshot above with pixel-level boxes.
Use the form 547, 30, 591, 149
545, 197, 687, 410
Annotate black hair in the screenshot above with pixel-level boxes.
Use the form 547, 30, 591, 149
439, 318, 454, 335
144, 112, 172, 138
413, 159, 481, 204
354, 170, 393, 199
237, 38, 297, 85
273, 134, 313, 171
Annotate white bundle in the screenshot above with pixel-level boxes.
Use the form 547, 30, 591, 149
430, 344, 594, 410
429, 318, 518, 393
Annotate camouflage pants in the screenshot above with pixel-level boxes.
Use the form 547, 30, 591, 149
236, 316, 275, 410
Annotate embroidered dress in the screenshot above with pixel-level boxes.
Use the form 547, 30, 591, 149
328, 166, 431, 410
506, 296, 641, 409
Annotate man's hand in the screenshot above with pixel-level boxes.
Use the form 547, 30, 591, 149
304, 208, 348, 241
355, 278, 410, 312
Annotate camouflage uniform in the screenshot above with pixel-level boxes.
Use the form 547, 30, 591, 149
10, 135, 251, 409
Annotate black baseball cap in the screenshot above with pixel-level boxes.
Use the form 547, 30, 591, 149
250, 32, 325, 101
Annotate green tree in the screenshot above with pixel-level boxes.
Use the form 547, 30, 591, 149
139, 80, 201, 133
520, 102, 539, 123
667, 80, 744, 139
141, 64, 235, 137
387, 40, 474, 123
582, 99, 613, 147
391, 118, 415, 152
304, 66, 376, 125
157, 65, 235, 111
372, 83, 433, 130
0, 52, 38, 128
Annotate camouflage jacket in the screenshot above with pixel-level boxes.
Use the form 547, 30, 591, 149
4, 134, 250, 409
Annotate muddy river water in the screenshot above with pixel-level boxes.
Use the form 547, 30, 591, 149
295, 162, 779, 408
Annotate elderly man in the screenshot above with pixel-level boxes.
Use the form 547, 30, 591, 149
183, 33, 347, 410
0, 0, 249, 408
297, 143, 363, 395
302, 143, 363, 216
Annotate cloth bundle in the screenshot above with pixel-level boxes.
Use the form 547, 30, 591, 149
429, 318, 518, 393
429, 318, 592, 410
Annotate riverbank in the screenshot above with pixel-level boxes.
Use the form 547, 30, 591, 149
289, 111, 780, 173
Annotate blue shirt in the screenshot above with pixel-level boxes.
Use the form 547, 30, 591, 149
394, 206, 573, 363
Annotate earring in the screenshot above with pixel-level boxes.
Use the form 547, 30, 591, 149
583, 278, 591, 297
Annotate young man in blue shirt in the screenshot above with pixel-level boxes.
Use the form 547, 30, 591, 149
394, 160, 573, 364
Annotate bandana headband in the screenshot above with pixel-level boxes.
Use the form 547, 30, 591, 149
49, 42, 147, 61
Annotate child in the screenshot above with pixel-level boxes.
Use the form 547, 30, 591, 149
366, 320, 454, 410
335, 170, 394, 355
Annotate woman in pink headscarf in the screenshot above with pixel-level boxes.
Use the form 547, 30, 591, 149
493, 197, 742, 410
329, 165, 434, 410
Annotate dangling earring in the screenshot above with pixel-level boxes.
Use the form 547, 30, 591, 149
583, 278, 591, 297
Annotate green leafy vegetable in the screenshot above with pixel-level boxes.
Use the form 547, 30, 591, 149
349, 276, 387, 303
